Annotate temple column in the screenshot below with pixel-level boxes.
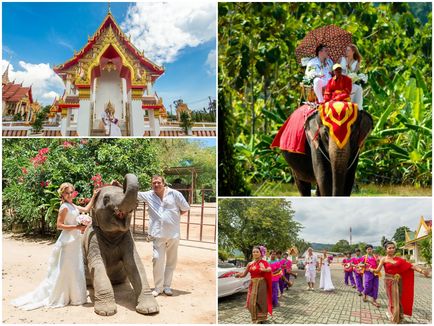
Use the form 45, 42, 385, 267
148, 109, 160, 136
147, 76, 153, 95
60, 108, 70, 136
77, 85, 91, 136
130, 87, 145, 136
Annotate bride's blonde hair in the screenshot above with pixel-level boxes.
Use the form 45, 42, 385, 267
58, 182, 74, 201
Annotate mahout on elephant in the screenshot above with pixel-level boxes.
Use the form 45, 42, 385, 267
83, 173, 159, 316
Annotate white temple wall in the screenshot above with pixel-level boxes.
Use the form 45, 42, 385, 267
94, 69, 124, 126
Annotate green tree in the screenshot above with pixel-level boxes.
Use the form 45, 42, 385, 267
2, 138, 215, 234
331, 239, 351, 253
218, 198, 302, 261
419, 233, 432, 266
392, 226, 411, 247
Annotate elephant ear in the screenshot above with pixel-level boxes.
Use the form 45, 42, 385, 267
356, 111, 374, 148
305, 111, 321, 150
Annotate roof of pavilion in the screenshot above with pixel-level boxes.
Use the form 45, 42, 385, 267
53, 12, 164, 76
2, 82, 33, 103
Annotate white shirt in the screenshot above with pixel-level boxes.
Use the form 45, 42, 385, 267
305, 57, 333, 81
305, 254, 318, 271
137, 187, 190, 239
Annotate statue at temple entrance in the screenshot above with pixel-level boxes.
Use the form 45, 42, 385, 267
101, 101, 122, 136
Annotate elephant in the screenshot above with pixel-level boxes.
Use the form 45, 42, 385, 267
83, 173, 159, 316
282, 108, 373, 196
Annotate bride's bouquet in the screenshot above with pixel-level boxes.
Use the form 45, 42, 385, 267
76, 214, 92, 227
347, 72, 368, 85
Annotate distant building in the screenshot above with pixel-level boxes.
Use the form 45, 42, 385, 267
2, 64, 41, 125
402, 216, 432, 264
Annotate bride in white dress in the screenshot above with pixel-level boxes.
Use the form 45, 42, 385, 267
319, 249, 335, 292
11, 183, 98, 310
339, 44, 364, 110
101, 101, 122, 137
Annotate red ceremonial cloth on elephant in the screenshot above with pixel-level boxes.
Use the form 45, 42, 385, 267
271, 105, 316, 154
319, 101, 358, 149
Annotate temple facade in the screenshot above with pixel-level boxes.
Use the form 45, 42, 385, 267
402, 216, 432, 264
52, 10, 165, 136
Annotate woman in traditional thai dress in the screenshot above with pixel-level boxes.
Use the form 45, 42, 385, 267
370, 241, 429, 323
11, 183, 98, 310
319, 249, 335, 291
339, 44, 364, 109
236, 246, 272, 324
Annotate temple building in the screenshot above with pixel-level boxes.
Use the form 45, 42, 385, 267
52, 9, 165, 136
402, 216, 432, 264
2, 65, 41, 129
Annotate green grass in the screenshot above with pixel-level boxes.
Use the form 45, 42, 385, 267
252, 181, 432, 197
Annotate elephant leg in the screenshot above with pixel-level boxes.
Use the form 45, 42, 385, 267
87, 235, 117, 316
310, 148, 332, 196
344, 155, 359, 196
123, 236, 159, 315
294, 177, 311, 196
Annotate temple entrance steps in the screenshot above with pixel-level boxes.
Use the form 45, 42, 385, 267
90, 128, 129, 136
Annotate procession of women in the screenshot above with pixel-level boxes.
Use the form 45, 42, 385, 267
234, 242, 430, 324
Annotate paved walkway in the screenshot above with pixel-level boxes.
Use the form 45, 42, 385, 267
219, 265, 431, 324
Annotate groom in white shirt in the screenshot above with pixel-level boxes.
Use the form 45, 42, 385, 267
137, 175, 190, 297
305, 44, 334, 103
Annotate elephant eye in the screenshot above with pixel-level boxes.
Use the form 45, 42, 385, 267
103, 194, 110, 206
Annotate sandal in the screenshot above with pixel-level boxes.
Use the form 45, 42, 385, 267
372, 301, 380, 308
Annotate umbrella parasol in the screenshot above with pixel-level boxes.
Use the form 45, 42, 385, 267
295, 25, 352, 64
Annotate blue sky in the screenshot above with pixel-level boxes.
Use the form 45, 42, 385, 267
2, 2, 216, 109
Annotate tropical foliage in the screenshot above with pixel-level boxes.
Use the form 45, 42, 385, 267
2, 138, 216, 234
218, 2, 432, 195
218, 198, 302, 261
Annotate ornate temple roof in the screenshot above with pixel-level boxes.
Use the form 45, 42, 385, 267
53, 12, 164, 78
2, 82, 33, 103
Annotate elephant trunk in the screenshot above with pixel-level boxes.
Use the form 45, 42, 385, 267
118, 173, 139, 214
329, 141, 350, 196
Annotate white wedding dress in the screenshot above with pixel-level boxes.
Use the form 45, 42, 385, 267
11, 203, 87, 310
319, 257, 335, 291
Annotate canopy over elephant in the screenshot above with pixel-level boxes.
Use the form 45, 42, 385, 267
83, 173, 159, 316
272, 102, 373, 196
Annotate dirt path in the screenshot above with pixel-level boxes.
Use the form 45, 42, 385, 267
2, 233, 216, 324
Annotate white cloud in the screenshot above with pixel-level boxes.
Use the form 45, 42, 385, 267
120, 2, 216, 65
205, 49, 216, 75
2, 60, 64, 105
42, 91, 60, 100
291, 198, 432, 245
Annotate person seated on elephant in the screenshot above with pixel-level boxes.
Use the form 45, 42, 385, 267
323, 63, 352, 103
339, 44, 363, 109
305, 44, 334, 103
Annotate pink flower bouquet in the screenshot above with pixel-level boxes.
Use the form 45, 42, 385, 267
76, 214, 92, 227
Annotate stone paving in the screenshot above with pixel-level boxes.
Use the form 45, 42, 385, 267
218, 265, 432, 324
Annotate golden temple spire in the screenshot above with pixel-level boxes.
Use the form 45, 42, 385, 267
108, 0, 111, 14
2, 63, 10, 85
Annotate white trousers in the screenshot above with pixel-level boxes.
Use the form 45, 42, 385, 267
152, 237, 180, 291
305, 269, 316, 283
313, 77, 330, 103
351, 83, 363, 110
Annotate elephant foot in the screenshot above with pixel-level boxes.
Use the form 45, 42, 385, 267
136, 294, 159, 315
94, 300, 117, 316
